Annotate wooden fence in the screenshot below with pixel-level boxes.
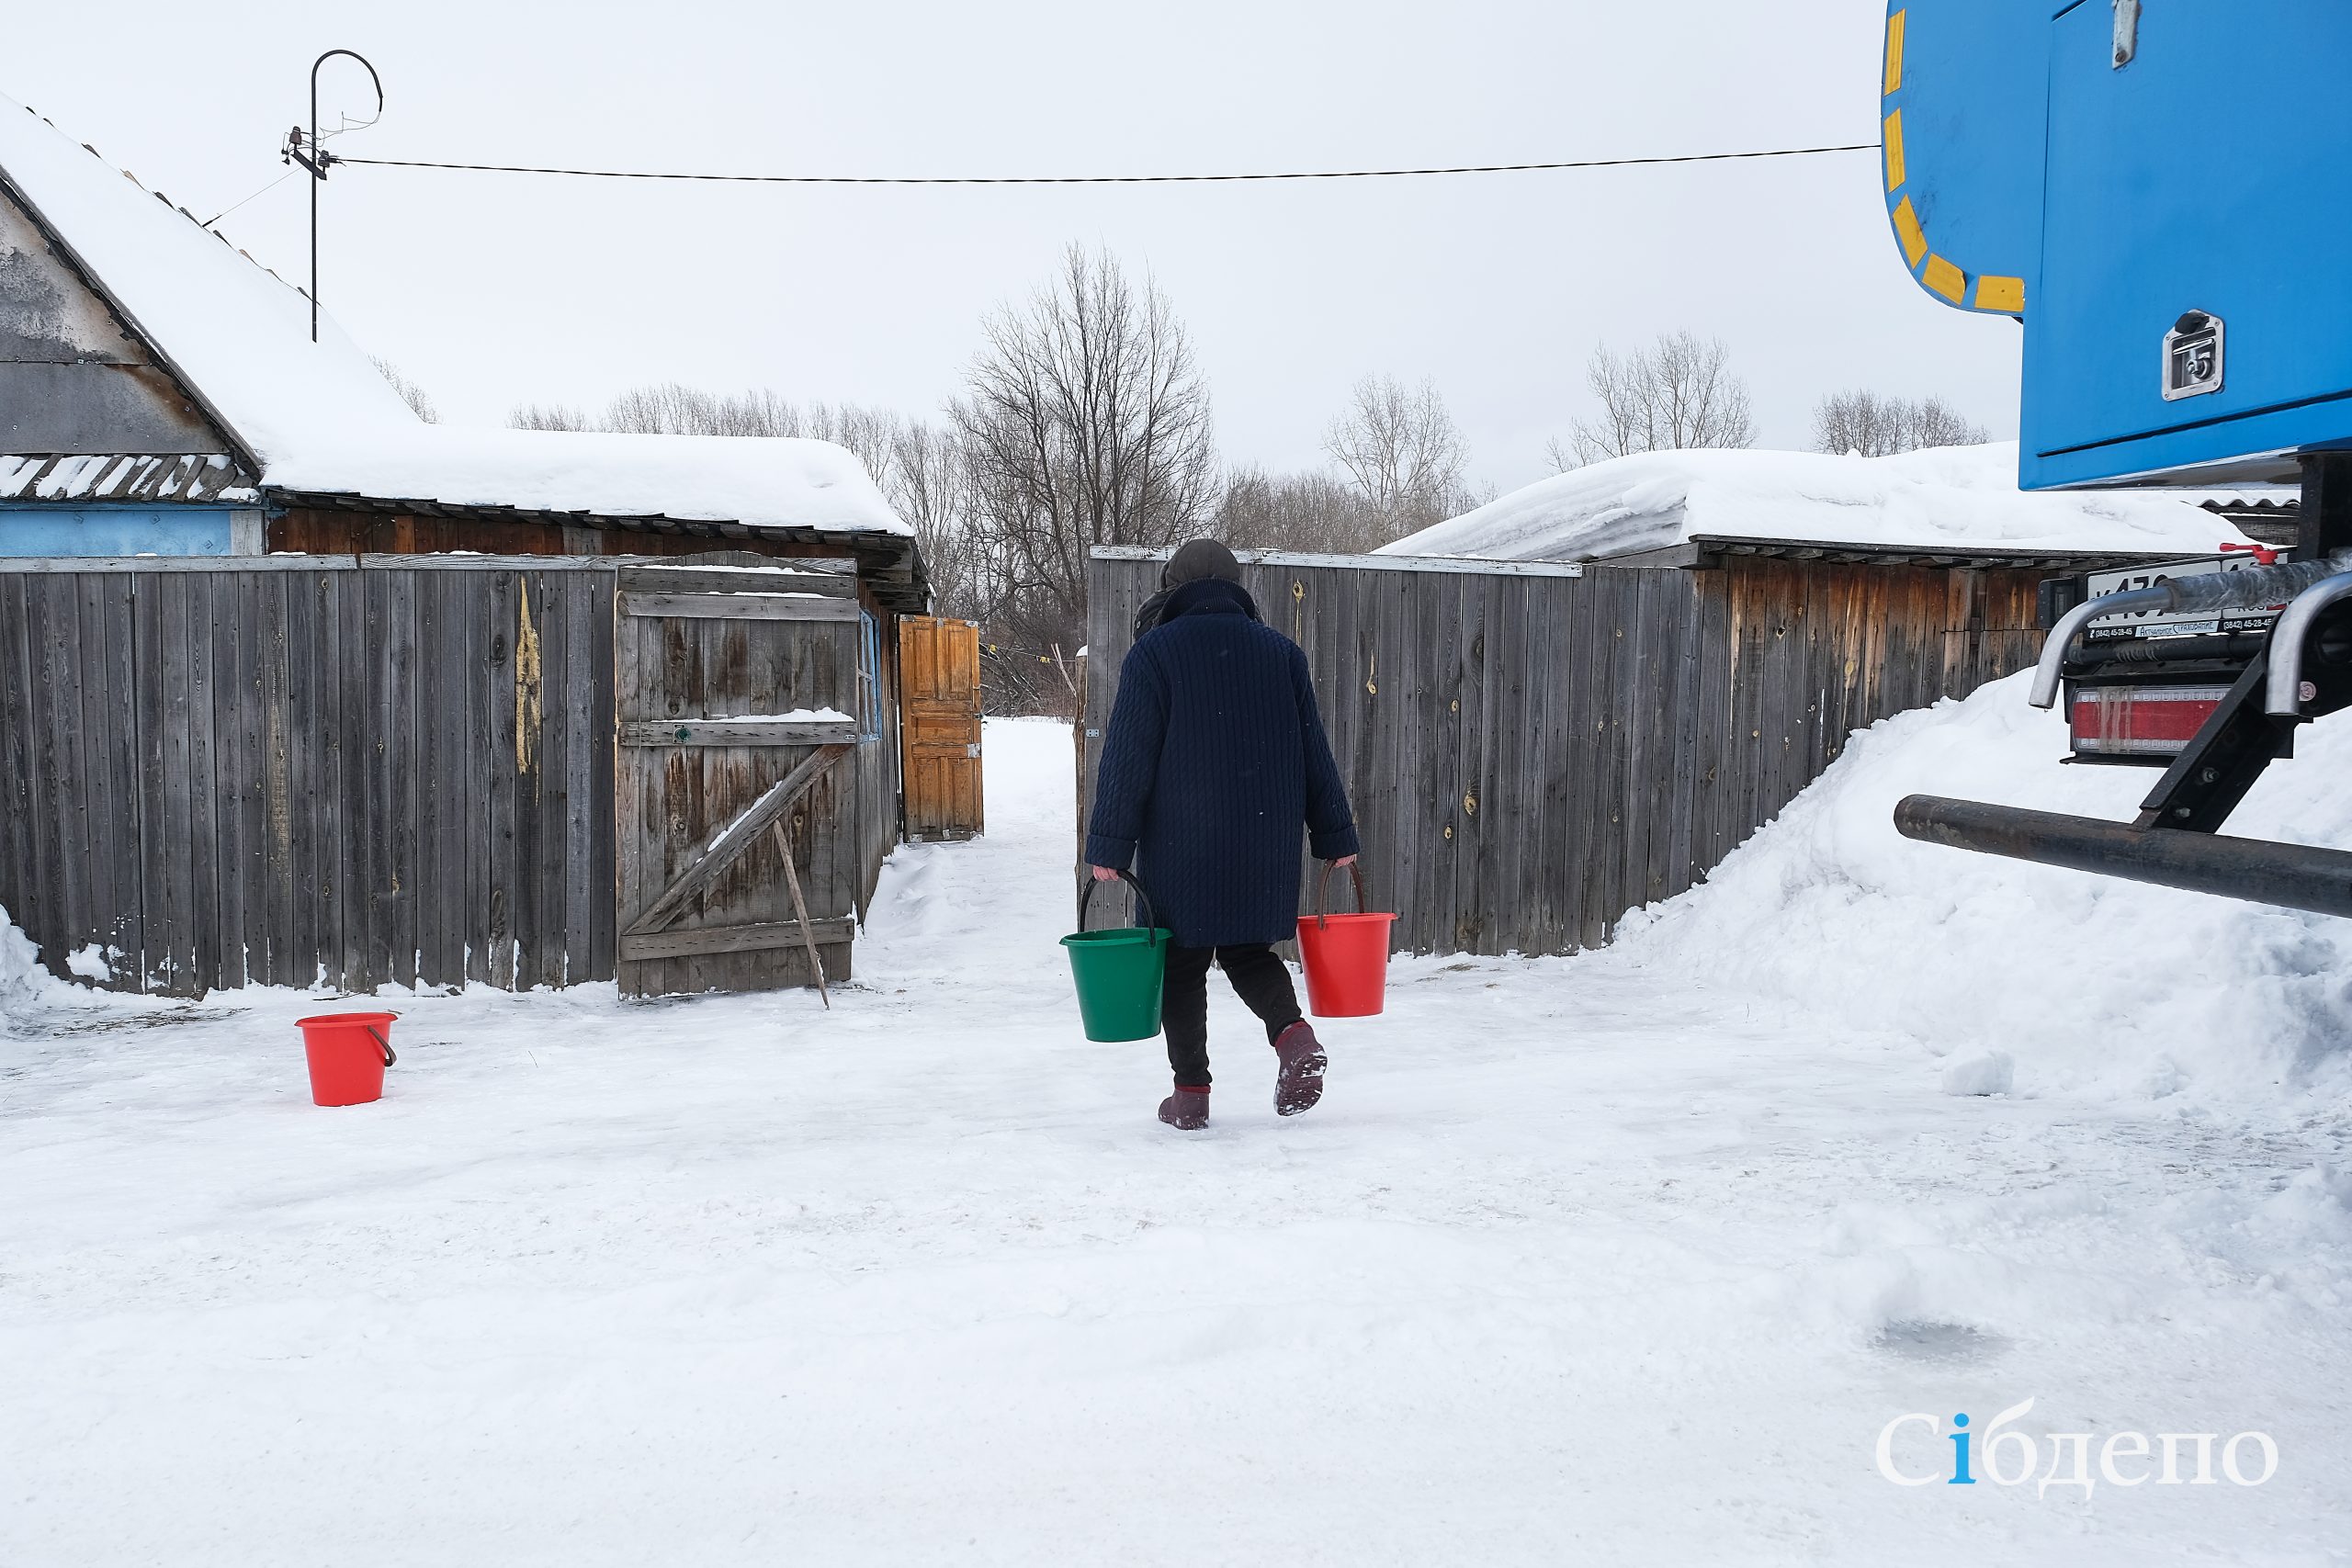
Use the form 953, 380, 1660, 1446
1081, 547, 2048, 957
0, 554, 902, 997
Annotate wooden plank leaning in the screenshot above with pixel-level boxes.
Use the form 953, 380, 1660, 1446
768, 818, 831, 1010
622, 742, 852, 940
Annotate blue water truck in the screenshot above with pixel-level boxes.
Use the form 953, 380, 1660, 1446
1882, 0, 2352, 913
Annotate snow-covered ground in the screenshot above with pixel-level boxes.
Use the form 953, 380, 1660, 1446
5, 710, 2348, 1565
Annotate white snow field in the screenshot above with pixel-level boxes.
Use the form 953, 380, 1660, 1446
5, 707, 2350, 1566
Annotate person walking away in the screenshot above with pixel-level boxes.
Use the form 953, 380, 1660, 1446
1084, 539, 1361, 1131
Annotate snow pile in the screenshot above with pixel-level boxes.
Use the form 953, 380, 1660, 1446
1385, 443, 2256, 562
0, 94, 905, 538
1609, 672, 2352, 1109
0, 904, 74, 1036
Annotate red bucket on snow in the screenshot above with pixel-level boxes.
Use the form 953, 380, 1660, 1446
295, 1012, 399, 1107
1295, 863, 1396, 1018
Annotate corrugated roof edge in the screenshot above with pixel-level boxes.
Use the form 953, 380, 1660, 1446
1, 453, 258, 504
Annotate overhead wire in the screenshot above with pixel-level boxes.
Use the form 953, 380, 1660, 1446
333, 141, 1877, 186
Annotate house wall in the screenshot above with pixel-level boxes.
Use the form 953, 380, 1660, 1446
0, 182, 223, 453
0, 503, 263, 556
1081, 551, 2049, 957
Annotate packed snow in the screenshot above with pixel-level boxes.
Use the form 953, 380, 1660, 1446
1384, 443, 2260, 563
0, 95, 905, 538
4, 715, 2347, 1564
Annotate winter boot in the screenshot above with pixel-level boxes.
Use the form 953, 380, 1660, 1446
1272, 1021, 1326, 1116
1158, 1083, 1211, 1131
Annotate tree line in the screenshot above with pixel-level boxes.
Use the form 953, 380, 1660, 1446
491, 243, 1989, 712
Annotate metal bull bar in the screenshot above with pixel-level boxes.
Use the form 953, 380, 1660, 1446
1897, 550, 2352, 914
1893, 796, 2352, 917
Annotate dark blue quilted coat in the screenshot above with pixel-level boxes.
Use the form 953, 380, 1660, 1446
1084, 578, 1361, 946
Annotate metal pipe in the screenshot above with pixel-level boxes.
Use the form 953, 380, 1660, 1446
2029, 551, 2352, 709
2029, 586, 2171, 707
302, 50, 384, 343
2265, 569, 2352, 716
1894, 795, 2352, 917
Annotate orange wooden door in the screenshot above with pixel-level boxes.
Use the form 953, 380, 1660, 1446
899, 616, 984, 840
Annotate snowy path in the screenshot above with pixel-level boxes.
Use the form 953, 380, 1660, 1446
4, 717, 2347, 1565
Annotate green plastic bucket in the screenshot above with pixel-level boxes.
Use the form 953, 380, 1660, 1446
1061, 871, 1170, 1042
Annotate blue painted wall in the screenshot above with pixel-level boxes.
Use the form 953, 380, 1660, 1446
0, 504, 243, 556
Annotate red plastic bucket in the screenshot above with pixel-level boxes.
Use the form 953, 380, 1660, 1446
1295, 863, 1396, 1018
295, 1011, 399, 1107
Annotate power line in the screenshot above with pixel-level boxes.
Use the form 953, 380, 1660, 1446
201, 169, 294, 228
334, 141, 1877, 186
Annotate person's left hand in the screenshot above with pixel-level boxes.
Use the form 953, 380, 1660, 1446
1091, 864, 1122, 882
1335, 854, 1358, 867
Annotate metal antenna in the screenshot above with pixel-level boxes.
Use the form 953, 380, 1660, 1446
284, 50, 383, 343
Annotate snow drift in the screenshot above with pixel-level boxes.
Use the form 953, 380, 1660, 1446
1385, 443, 2263, 562
1608, 671, 2352, 1111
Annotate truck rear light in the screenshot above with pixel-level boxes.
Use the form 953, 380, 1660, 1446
2070, 685, 2229, 758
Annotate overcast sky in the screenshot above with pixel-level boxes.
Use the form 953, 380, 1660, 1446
7, 0, 2022, 496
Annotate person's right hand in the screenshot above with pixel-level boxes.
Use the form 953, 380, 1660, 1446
1091, 864, 1122, 882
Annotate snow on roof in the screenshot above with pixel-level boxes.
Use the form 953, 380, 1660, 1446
0, 94, 906, 538
1383, 444, 2257, 564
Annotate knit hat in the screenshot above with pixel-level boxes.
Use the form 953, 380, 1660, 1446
1161, 538, 1242, 589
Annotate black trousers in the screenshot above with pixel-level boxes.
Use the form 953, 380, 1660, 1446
1161, 942, 1302, 1087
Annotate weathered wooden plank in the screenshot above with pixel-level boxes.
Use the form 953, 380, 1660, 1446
375, 568, 418, 990
92, 576, 145, 987
478, 570, 515, 987
237, 571, 278, 986
618, 590, 861, 623
524, 571, 567, 990
616, 563, 856, 598
28, 578, 89, 980
415, 570, 466, 988
180, 573, 224, 992
618, 914, 858, 962
286, 571, 326, 988
582, 571, 618, 983
618, 718, 860, 748
0, 578, 40, 972
484, 570, 521, 988
143, 573, 199, 993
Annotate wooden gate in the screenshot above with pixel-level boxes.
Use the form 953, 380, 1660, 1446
898, 615, 984, 841
615, 564, 865, 996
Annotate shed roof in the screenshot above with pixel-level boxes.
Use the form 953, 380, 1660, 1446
0, 94, 912, 553
1384, 444, 2261, 567
0, 453, 255, 505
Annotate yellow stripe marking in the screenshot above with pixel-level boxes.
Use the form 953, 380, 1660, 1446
1883, 109, 1906, 192
1923, 254, 1967, 303
1892, 197, 1928, 266
1974, 275, 2026, 313
1884, 10, 1906, 96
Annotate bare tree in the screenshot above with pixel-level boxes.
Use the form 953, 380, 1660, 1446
889, 421, 987, 622
950, 243, 1216, 702
1813, 389, 1990, 457
508, 400, 590, 430
1214, 468, 1383, 555
1557, 331, 1755, 467
373, 357, 439, 423
1322, 375, 1468, 535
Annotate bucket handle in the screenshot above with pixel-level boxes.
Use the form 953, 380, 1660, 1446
365, 1024, 397, 1068
1313, 860, 1372, 931
1078, 870, 1162, 947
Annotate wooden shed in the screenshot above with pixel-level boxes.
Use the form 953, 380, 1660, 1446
0, 95, 989, 998
1080, 526, 2240, 958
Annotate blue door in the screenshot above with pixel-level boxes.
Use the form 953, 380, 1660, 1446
2025, 0, 2352, 486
